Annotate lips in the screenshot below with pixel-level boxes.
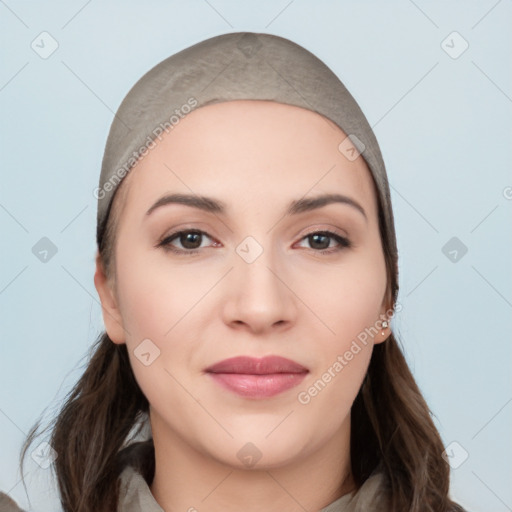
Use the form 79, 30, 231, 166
205, 356, 308, 399
205, 355, 308, 375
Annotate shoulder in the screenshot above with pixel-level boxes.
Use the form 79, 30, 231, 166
0, 492, 26, 512
117, 453, 163, 512
320, 466, 390, 512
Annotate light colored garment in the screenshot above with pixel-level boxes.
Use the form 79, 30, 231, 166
117, 464, 389, 512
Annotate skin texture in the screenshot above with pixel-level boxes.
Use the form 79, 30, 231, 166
94, 100, 391, 512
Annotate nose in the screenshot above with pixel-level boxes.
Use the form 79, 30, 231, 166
221, 243, 297, 335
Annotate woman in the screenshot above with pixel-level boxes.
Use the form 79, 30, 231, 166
12, 32, 468, 511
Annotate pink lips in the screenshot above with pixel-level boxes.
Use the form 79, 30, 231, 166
205, 356, 308, 399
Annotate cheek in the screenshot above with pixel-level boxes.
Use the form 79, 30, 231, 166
114, 244, 201, 340
293, 248, 386, 407
113, 246, 209, 397
295, 251, 387, 346
295, 262, 384, 422
296, 343, 372, 438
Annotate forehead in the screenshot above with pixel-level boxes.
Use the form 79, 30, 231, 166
118, 100, 378, 219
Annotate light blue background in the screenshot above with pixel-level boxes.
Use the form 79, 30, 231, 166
1, 1, 511, 510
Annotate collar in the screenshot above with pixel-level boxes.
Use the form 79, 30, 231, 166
117, 462, 388, 512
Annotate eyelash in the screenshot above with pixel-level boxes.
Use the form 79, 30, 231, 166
156, 228, 352, 256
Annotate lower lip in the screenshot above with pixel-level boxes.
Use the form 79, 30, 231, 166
207, 372, 308, 398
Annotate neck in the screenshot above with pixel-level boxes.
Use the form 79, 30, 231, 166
149, 413, 355, 512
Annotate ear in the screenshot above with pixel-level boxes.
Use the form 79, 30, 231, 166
94, 252, 126, 344
374, 288, 394, 345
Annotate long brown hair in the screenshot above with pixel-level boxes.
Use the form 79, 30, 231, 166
20, 166, 465, 512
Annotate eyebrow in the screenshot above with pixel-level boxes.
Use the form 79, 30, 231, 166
145, 192, 367, 221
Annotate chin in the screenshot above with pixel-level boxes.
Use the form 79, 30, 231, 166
206, 433, 311, 471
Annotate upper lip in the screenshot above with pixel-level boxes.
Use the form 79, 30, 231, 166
205, 356, 308, 375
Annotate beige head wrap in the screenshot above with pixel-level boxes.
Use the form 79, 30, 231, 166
96, 31, 397, 298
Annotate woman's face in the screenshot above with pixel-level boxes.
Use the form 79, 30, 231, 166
96, 100, 390, 469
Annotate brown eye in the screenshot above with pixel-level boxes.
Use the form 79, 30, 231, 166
158, 229, 215, 254
297, 231, 351, 253
175, 231, 203, 249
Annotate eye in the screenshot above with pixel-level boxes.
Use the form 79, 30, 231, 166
296, 230, 352, 255
157, 229, 217, 255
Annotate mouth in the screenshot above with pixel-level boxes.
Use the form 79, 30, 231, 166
205, 355, 309, 399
